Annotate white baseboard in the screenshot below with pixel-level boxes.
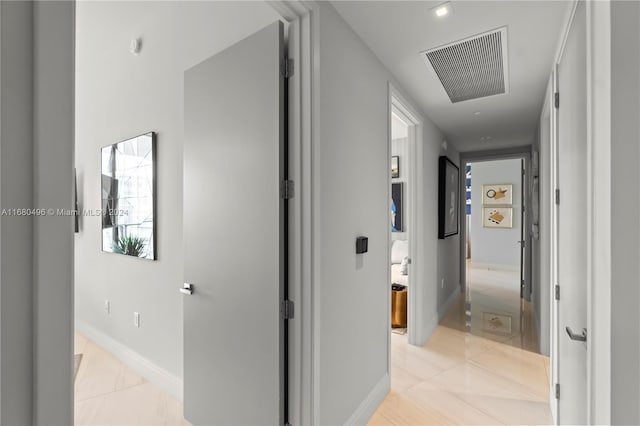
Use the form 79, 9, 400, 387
438, 285, 461, 321
75, 320, 183, 401
418, 315, 438, 347
469, 262, 519, 272
534, 306, 541, 344
344, 373, 390, 426
416, 285, 461, 346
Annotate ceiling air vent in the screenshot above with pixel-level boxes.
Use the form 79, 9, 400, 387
421, 27, 509, 103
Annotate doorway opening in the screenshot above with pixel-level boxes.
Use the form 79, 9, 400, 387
457, 157, 539, 352
390, 109, 410, 337
388, 91, 420, 348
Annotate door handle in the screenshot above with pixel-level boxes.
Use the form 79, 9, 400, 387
180, 282, 194, 295
565, 326, 587, 342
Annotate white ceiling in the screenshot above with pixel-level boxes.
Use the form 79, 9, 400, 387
331, 0, 571, 152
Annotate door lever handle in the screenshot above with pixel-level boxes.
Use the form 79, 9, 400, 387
180, 282, 194, 295
566, 326, 587, 342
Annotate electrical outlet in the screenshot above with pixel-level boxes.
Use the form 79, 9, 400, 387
134, 312, 140, 328
104, 300, 110, 314
441, 278, 445, 289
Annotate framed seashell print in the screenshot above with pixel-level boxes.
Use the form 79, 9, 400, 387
483, 206, 513, 228
482, 183, 513, 205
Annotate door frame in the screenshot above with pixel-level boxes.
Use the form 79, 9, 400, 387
458, 147, 532, 297
585, 1, 611, 422
267, 2, 318, 424
539, 70, 558, 422
388, 85, 422, 346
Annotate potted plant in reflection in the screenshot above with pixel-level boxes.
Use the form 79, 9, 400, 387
113, 236, 146, 257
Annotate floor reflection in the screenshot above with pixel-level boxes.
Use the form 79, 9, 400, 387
441, 265, 540, 354
371, 265, 551, 425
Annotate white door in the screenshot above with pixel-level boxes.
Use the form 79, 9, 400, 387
556, 2, 587, 424
183, 21, 285, 425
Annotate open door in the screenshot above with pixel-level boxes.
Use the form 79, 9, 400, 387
520, 159, 526, 299
556, 2, 588, 424
183, 21, 286, 425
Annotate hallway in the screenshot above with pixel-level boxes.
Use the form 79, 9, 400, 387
371, 267, 551, 425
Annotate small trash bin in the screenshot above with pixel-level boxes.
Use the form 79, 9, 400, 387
391, 286, 407, 328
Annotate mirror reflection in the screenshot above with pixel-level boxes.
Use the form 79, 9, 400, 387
101, 132, 156, 260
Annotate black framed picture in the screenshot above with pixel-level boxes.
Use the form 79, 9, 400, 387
391, 182, 403, 232
101, 132, 157, 259
391, 156, 400, 178
438, 156, 459, 239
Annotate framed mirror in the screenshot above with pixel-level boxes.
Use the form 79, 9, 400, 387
101, 132, 156, 260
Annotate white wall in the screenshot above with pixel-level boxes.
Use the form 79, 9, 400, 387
75, 1, 281, 380
316, 6, 389, 422
315, 3, 459, 423
611, 1, 640, 423
469, 159, 522, 270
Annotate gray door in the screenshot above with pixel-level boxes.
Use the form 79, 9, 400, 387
556, 2, 587, 424
183, 21, 285, 425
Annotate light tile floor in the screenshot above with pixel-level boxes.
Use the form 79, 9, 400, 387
441, 265, 541, 353
75, 267, 550, 425
74, 332, 189, 425
369, 266, 552, 425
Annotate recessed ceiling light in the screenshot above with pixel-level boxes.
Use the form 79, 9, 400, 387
431, 2, 452, 18
474, 111, 481, 116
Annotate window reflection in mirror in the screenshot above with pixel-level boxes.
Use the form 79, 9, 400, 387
101, 132, 156, 260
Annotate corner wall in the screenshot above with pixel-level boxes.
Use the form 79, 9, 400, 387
611, 1, 640, 423
315, 3, 459, 423
0, 2, 35, 423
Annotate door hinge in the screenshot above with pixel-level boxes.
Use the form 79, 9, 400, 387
521, 279, 525, 289
281, 58, 294, 78
281, 300, 294, 320
555, 189, 560, 205
280, 180, 295, 199
554, 92, 560, 109
555, 285, 560, 300
555, 383, 560, 399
